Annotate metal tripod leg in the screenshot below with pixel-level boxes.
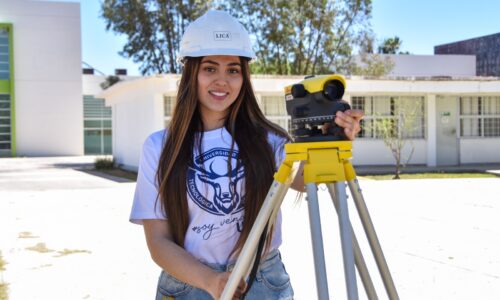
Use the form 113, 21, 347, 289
305, 183, 330, 300
348, 179, 399, 300
326, 183, 378, 300
332, 181, 359, 300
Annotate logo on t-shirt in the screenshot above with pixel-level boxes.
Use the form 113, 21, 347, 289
187, 148, 245, 215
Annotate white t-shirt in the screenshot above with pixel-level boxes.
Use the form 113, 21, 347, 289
130, 127, 287, 264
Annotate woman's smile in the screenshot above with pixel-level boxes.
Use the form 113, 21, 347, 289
209, 90, 230, 100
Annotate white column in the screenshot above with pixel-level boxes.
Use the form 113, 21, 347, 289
343, 93, 351, 104
427, 94, 437, 166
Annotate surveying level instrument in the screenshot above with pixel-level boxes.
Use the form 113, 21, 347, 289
221, 75, 399, 300
285, 74, 351, 142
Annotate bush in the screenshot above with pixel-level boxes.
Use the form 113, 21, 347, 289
94, 156, 115, 169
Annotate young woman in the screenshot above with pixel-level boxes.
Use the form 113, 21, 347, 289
130, 10, 363, 300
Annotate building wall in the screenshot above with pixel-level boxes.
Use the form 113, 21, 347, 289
435, 32, 500, 77
99, 76, 500, 171
352, 139, 427, 166
385, 55, 476, 77
460, 138, 500, 163
109, 84, 165, 170
0, 0, 83, 156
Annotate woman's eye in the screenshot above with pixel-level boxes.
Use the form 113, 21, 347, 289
204, 67, 216, 72
228, 68, 240, 74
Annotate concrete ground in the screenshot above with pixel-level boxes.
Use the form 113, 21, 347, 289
0, 157, 499, 299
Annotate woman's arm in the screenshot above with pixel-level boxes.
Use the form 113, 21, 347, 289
142, 219, 245, 299
290, 109, 364, 192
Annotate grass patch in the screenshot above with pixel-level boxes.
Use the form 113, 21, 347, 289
18, 231, 39, 239
363, 172, 498, 180
54, 249, 92, 257
25, 243, 54, 253
94, 156, 115, 170
94, 167, 137, 181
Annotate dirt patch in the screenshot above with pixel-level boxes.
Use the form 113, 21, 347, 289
54, 249, 92, 257
30, 264, 52, 270
25, 243, 54, 253
18, 231, 39, 239
0, 251, 8, 300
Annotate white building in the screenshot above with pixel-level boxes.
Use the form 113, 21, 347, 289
2, 0, 500, 169
385, 54, 476, 77
0, 0, 83, 156
98, 75, 500, 171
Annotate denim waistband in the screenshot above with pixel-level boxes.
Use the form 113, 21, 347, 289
202, 248, 280, 273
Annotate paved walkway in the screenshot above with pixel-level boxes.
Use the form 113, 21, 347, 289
0, 157, 499, 299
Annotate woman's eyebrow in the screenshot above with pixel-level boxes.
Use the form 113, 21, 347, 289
201, 60, 219, 65
201, 60, 241, 67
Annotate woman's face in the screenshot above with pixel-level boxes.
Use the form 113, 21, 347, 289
197, 55, 243, 130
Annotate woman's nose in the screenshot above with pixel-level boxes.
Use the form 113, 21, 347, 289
213, 73, 229, 86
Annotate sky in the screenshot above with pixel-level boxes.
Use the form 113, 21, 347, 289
59, 0, 500, 76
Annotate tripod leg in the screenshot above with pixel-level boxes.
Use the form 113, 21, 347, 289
305, 183, 330, 300
327, 184, 378, 300
348, 179, 399, 300
333, 182, 359, 300
220, 179, 290, 300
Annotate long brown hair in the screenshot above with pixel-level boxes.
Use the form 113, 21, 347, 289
156, 56, 290, 255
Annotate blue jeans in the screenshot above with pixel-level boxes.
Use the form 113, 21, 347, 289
155, 249, 294, 300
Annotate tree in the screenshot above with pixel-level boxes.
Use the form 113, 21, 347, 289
100, 75, 121, 90
372, 97, 424, 179
350, 53, 394, 76
101, 0, 213, 75
378, 36, 404, 54
227, 0, 372, 75
102, 0, 373, 75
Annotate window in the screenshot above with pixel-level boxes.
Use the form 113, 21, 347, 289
83, 96, 112, 155
460, 96, 500, 137
259, 95, 291, 132
0, 28, 9, 80
164, 96, 176, 116
164, 96, 176, 127
260, 95, 287, 116
351, 95, 426, 139
0, 94, 11, 155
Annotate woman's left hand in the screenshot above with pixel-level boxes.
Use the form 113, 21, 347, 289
334, 109, 364, 141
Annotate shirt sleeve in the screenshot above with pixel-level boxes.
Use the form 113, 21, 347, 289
129, 132, 167, 225
268, 132, 287, 170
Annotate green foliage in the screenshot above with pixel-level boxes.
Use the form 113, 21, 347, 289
378, 36, 405, 54
228, 0, 372, 75
101, 0, 214, 74
350, 53, 394, 76
100, 75, 121, 90
101, 0, 372, 75
94, 156, 115, 169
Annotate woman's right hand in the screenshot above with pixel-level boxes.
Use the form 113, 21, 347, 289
207, 271, 247, 300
